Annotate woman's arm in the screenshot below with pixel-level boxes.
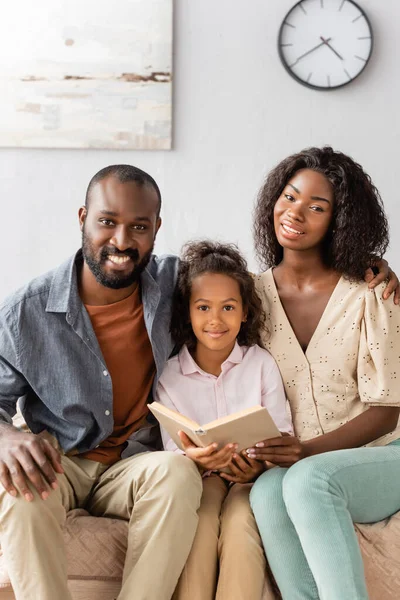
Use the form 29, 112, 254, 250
248, 280, 400, 466
305, 406, 399, 455
246, 406, 399, 466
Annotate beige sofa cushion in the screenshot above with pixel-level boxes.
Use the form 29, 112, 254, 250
1, 508, 400, 598
356, 513, 400, 598
0, 509, 127, 584
63, 509, 127, 580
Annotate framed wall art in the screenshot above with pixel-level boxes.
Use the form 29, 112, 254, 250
0, 0, 172, 149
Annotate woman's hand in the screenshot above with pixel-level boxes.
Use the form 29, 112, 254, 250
178, 431, 237, 471
246, 433, 309, 468
219, 451, 265, 484
365, 259, 399, 304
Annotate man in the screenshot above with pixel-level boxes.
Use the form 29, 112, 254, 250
0, 165, 202, 600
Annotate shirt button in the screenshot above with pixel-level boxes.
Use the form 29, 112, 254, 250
105, 410, 111, 416
305, 386, 310, 392
103, 370, 108, 376
314, 428, 321, 435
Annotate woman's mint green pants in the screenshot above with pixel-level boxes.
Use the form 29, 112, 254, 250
250, 439, 400, 600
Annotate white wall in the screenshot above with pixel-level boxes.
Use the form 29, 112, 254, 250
1, 0, 399, 300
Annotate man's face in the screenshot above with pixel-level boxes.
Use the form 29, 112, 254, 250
79, 176, 161, 290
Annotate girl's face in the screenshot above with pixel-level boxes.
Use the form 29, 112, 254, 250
273, 169, 334, 253
189, 272, 246, 356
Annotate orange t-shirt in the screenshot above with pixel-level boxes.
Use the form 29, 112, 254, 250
81, 286, 155, 465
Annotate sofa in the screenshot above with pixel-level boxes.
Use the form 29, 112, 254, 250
1, 507, 400, 600
1, 411, 400, 599
0, 508, 126, 600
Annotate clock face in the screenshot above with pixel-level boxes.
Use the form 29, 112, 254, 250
278, 0, 373, 90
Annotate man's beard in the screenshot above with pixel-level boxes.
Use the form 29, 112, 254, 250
82, 230, 153, 289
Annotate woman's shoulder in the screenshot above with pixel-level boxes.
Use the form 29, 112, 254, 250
251, 268, 274, 299
361, 280, 400, 320
341, 277, 390, 307
251, 268, 273, 283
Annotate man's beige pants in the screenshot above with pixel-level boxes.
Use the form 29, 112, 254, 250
0, 448, 202, 600
173, 474, 275, 600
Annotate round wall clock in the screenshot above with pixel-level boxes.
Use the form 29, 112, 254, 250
278, 0, 373, 90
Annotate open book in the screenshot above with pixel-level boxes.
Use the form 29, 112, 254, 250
149, 402, 281, 453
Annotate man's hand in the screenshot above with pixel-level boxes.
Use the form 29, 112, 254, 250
0, 424, 64, 501
365, 259, 399, 304
178, 431, 237, 471
245, 433, 308, 468
219, 450, 265, 484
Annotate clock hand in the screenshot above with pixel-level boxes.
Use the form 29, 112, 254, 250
290, 37, 332, 66
320, 36, 344, 60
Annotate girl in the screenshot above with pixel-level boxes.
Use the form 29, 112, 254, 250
155, 240, 293, 600
248, 147, 400, 600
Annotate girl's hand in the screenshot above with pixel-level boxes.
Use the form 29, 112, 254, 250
178, 431, 237, 471
219, 451, 265, 484
365, 259, 400, 304
246, 433, 309, 467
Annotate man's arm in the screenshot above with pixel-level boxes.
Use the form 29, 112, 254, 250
365, 258, 399, 304
0, 309, 63, 501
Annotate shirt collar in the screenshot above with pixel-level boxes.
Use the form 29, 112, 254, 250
46, 251, 81, 314
45, 249, 159, 316
179, 341, 244, 376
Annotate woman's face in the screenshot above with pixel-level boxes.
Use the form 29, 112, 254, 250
273, 169, 334, 253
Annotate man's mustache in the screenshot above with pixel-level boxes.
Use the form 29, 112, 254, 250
100, 247, 140, 262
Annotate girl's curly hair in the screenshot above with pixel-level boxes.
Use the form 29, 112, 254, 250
171, 240, 266, 350
253, 146, 389, 280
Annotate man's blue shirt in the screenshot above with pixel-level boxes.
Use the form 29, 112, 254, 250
0, 250, 179, 457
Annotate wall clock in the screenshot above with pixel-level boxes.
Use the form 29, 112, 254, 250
278, 0, 373, 90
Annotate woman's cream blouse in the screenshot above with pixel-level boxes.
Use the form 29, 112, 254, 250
255, 269, 400, 447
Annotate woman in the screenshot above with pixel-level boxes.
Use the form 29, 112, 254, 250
247, 147, 400, 600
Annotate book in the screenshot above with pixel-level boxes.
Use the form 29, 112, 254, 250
148, 402, 281, 454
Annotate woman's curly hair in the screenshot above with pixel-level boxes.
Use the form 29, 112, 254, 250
171, 240, 266, 350
253, 146, 389, 280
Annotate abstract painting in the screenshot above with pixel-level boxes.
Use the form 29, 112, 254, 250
0, 0, 172, 149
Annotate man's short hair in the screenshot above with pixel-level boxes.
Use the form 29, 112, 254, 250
85, 164, 162, 217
